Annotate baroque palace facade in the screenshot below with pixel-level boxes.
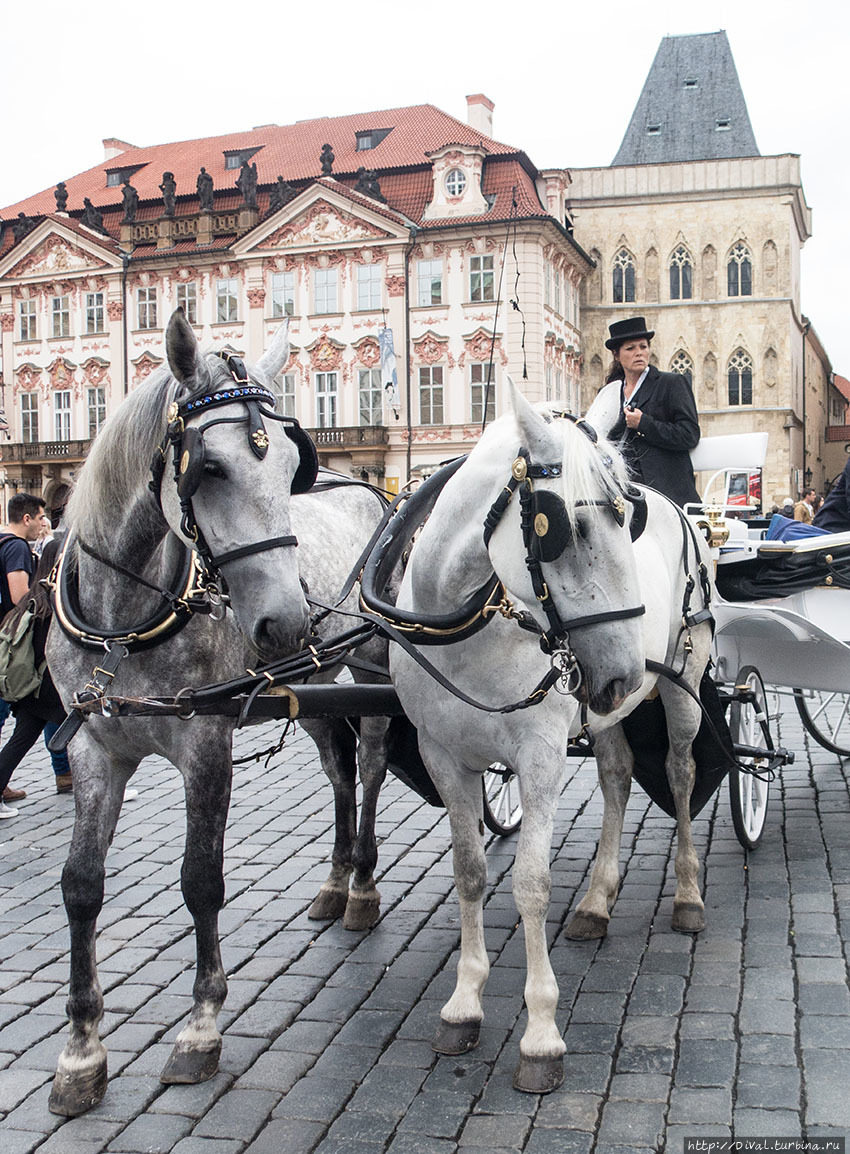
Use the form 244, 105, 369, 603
0, 97, 587, 518
0, 34, 842, 518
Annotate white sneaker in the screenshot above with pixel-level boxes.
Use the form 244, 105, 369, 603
0, 801, 18, 819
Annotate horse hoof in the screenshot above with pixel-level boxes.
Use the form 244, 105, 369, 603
160, 1041, 222, 1084
671, 902, 705, 935
307, 889, 348, 922
343, 892, 381, 932
432, 1018, 480, 1055
564, 910, 609, 940
48, 1059, 108, 1116
513, 1053, 564, 1095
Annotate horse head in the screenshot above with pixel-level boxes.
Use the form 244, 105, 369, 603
484, 378, 646, 714
161, 309, 312, 659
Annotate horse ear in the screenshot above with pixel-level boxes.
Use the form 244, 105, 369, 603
254, 317, 290, 384
584, 380, 622, 440
506, 375, 552, 452
166, 309, 205, 385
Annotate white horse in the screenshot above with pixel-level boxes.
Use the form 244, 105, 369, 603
389, 379, 712, 1092
46, 312, 390, 1116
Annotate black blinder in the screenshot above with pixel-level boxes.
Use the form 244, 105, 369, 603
286, 423, 319, 495
177, 425, 206, 500
529, 490, 574, 562
628, 487, 648, 542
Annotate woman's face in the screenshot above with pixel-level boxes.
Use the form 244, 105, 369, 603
616, 338, 651, 375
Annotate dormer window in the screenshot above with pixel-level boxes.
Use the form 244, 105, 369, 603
716, 118, 731, 131
683, 78, 698, 89
105, 164, 145, 187
355, 128, 392, 151
646, 124, 661, 136
445, 168, 467, 198
224, 147, 262, 170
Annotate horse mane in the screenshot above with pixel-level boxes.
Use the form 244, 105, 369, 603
558, 416, 631, 532
64, 364, 179, 549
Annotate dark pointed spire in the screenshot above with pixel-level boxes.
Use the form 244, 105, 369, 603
612, 31, 760, 166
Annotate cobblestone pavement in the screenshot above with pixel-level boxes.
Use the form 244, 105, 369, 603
1, 696, 849, 1154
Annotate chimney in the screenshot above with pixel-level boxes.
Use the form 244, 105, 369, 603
102, 137, 137, 161
466, 94, 494, 138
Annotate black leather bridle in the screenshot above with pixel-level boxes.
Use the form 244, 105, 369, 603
149, 350, 318, 593
481, 417, 647, 690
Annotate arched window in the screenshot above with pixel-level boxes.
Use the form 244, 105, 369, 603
670, 350, 694, 387
728, 348, 753, 405
669, 245, 693, 300
727, 242, 753, 297
612, 249, 636, 303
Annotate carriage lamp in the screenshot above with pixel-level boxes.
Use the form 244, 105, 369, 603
695, 506, 731, 550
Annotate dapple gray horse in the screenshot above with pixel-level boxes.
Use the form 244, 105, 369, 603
47, 312, 390, 1116
390, 380, 712, 1093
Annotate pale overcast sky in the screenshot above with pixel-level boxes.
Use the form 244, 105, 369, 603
2, 0, 847, 373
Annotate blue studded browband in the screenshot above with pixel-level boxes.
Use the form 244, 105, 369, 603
181, 384, 276, 416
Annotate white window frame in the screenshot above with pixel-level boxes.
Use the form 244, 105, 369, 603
314, 268, 339, 315
216, 278, 239, 323
416, 260, 443, 307
469, 254, 495, 303
418, 365, 444, 426
52, 295, 71, 338
54, 390, 72, 442
445, 168, 467, 197
137, 286, 158, 330
176, 282, 198, 325
87, 387, 107, 439
315, 371, 338, 427
358, 368, 383, 426
470, 363, 495, 425
356, 264, 382, 311
21, 393, 38, 443
272, 372, 296, 418
271, 271, 295, 318
85, 292, 105, 334
19, 300, 37, 341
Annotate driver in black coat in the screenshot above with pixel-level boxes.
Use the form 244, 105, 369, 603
604, 317, 702, 508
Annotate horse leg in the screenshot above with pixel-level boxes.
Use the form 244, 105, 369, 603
566, 725, 633, 941
343, 715, 388, 931
512, 760, 567, 1094
161, 743, 231, 1084
50, 748, 133, 1116
302, 718, 358, 923
431, 752, 489, 1058
659, 682, 705, 934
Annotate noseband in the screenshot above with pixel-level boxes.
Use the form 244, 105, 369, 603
150, 350, 319, 590
482, 414, 646, 681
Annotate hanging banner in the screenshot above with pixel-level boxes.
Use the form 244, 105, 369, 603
379, 329, 400, 420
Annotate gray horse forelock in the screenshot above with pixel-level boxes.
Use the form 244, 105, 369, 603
65, 366, 179, 547
559, 421, 630, 532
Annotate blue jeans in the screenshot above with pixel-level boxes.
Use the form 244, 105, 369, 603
43, 722, 70, 776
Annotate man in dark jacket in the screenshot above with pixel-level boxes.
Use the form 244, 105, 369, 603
813, 457, 850, 533
605, 317, 701, 508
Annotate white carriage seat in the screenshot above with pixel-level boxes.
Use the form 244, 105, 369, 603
688, 432, 769, 511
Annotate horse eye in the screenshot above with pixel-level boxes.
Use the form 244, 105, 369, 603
203, 461, 227, 480
576, 519, 590, 540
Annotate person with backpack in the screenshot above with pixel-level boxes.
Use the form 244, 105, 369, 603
0, 539, 70, 818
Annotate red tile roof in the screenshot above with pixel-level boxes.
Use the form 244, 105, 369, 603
2, 104, 523, 219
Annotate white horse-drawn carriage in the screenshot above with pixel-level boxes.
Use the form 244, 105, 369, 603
43, 315, 848, 1108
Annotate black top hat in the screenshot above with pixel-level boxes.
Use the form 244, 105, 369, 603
605, 316, 655, 351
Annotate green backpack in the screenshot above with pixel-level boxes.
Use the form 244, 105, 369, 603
0, 600, 45, 703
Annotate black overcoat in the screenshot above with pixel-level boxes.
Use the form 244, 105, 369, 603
609, 366, 701, 507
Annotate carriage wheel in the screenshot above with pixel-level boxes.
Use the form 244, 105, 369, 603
482, 765, 523, 835
727, 665, 772, 851
794, 689, 850, 757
